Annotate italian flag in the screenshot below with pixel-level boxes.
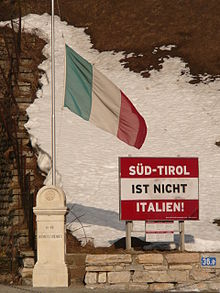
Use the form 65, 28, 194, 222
64, 44, 147, 149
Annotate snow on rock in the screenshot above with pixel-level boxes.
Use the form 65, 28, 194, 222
159, 44, 176, 51
37, 152, 51, 174
1, 14, 220, 250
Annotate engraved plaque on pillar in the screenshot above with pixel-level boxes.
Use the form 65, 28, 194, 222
33, 186, 69, 287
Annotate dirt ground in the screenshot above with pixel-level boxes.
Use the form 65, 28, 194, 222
0, 0, 220, 82
66, 230, 151, 253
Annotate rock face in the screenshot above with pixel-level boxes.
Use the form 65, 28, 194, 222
85, 252, 220, 291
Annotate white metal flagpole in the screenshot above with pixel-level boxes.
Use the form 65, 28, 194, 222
51, 0, 56, 185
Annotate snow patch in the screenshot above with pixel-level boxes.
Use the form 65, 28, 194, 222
1, 14, 220, 250
159, 44, 176, 51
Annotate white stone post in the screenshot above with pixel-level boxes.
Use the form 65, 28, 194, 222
33, 186, 69, 287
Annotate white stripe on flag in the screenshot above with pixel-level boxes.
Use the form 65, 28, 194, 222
90, 67, 121, 136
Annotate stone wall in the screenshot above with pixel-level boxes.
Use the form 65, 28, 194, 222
85, 253, 220, 291
18, 250, 35, 285
0, 25, 45, 258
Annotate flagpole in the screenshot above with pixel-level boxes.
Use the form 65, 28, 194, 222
51, 0, 56, 185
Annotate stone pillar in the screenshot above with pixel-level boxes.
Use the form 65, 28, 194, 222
33, 186, 69, 287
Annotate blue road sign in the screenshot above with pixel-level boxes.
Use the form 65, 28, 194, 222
201, 256, 216, 267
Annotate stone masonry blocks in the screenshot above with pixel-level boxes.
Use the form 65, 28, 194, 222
85, 252, 220, 291
133, 270, 188, 283
98, 272, 106, 283
86, 254, 132, 265
108, 271, 131, 284
165, 253, 199, 264
85, 272, 97, 285
136, 253, 163, 264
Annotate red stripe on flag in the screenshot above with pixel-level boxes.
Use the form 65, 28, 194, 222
117, 91, 147, 149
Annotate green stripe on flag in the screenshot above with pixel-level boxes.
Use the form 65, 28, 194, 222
64, 44, 93, 120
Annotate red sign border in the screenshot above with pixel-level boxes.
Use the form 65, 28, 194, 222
119, 157, 199, 221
